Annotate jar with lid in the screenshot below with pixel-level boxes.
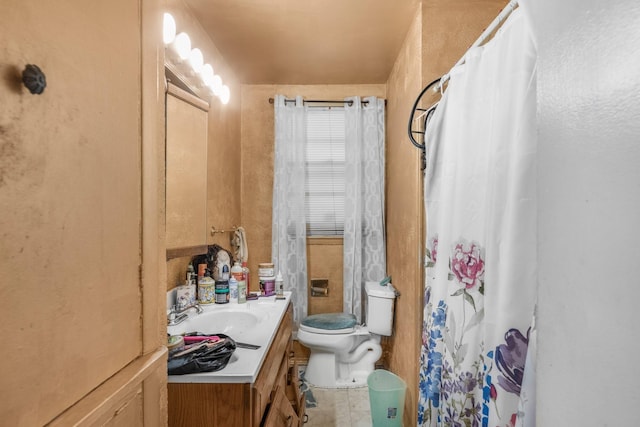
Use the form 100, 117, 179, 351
259, 275, 276, 296
197, 276, 215, 304
258, 262, 275, 277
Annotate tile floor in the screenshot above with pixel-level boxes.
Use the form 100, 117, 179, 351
304, 386, 372, 427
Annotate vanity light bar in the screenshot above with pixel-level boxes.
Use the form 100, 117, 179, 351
163, 12, 231, 105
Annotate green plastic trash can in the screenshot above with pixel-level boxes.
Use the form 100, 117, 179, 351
367, 369, 406, 427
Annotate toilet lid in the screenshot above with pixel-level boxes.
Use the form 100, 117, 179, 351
301, 313, 358, 332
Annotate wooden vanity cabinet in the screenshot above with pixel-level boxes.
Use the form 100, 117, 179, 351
263, 386, 299, 427
264, 360, 306, 427
168, 303, 305, 426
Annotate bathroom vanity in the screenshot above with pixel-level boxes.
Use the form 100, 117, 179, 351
167, 294, 305, 426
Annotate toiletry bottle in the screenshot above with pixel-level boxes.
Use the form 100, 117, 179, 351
229, 277, 238, 301
197, 263, 207, 279
241, 261, 250, 292
237, 279, 246, 304
196, 263, 207, 302
230, 261, 243, 281
186, 264, 195, 283
275, 271, 284, 299
186, 264, 196, 305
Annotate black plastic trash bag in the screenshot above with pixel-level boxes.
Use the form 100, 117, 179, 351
168, 334, 236, 375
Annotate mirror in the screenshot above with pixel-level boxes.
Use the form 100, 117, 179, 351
165, 83, 208, 257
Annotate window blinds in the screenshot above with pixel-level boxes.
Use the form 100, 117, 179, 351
305, 107, 345, 236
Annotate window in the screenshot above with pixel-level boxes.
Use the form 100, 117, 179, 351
305, 107, 345, 236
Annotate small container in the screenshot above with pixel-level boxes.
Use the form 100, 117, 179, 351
215, 279, 229, 291
188, 282, 197, 306
198, 276, 216, 304
215, 280, 230, 304
197, 263, 207, 278
275, 271, 285, 299
242, 261, 251, 292
215, 292, 230, 304
229, 277, 238, 301
258, 263, 275, 277
176, 281, 195, 309
221, 264, 230, 281
231, 261, 243, 281
238, 280, 247, 304
167, 335, 185, 351
186, 266, 197, 306
259, 275, 276, 296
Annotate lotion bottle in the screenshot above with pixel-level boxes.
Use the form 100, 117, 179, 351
275, 271, 285, 299
241, 261, 250, 292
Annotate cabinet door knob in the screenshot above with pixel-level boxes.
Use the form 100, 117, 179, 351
22, 64, 47, 94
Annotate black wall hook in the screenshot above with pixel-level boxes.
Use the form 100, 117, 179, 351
22, 64, 47, 95
408, 77, 442, 171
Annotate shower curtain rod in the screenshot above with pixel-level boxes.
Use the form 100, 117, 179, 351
438, 0, 518, 88
268, 97, 385, 106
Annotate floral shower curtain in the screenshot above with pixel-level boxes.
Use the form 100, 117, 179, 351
272, 95, 308, 326
418, 9, 537, 427
343, 96, 386, 323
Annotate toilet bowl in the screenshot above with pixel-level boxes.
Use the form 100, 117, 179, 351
297, 282, 397, 388
297, 321, 382, 388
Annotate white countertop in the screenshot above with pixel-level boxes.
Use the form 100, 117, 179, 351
167, 292, 291, 384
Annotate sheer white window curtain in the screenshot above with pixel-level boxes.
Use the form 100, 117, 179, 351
272, 95, 308, 326
343, 96, 386, 323
272, 95, 386, 325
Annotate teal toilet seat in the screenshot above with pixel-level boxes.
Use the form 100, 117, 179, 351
301, 313, 358, 331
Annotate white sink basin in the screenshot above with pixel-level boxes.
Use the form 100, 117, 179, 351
167, 305, 269, 339
166, 293, 291, 383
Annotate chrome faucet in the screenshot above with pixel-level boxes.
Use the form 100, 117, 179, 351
167, 306, 188, 326
177, 302, 203, 315
167, 302, 203, 326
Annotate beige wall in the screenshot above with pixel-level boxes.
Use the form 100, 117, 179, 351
307, 238, 344, 316
0, 0, 166, 425
422, 0, 508, 83
239, 84, 386, 293
384, 7, 424, 426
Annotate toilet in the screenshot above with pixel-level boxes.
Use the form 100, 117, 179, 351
297, 281, 397, 388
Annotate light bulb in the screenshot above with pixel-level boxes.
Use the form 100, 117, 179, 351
163, 13, 176, 45
220, 85, 230, 105
173, 32, 191, 61
189, 48, 204, 74
210, 75, 223, 96
200, 64, 214, 87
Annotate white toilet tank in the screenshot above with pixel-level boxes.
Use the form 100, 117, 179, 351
365, 281, 397, 336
